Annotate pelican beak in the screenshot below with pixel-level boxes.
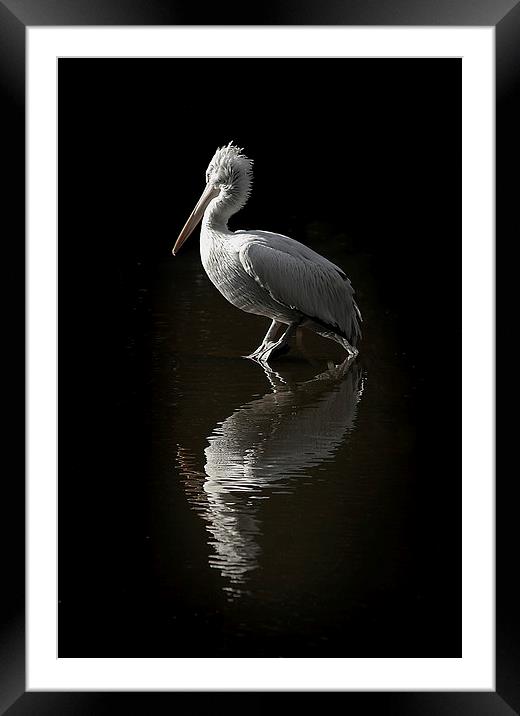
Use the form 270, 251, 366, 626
172, 183, 220, 255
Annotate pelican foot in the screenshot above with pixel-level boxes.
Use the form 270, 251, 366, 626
255, 323, 297, 364
257, 343, 286, 365
245, 319, 286, 361
244, 348, 266, 360
245, 342, 272, 360
246, 342, 291, 362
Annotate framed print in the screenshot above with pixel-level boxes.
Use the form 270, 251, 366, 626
2, 1, 509, 713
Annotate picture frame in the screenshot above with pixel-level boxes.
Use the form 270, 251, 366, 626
3, 0, 507, 712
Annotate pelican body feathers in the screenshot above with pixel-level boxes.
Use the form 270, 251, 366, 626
174, 143, 362, 362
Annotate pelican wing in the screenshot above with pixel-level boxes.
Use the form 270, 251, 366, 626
237, 231, 361, 344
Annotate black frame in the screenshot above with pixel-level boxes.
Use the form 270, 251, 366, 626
3, 1, 508, 713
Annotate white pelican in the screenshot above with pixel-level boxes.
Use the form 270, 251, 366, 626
173, 142, 362, 363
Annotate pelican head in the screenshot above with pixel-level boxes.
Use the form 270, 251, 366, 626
173, 142, 253, 255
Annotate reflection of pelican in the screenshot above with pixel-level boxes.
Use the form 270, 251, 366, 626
177, 359, 364, 599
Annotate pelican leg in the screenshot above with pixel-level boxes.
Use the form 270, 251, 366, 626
343, 340, 359, 359
246, 319, 283, 360
258, 323, 297, 364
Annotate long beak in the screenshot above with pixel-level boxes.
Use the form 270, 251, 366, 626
172, 184, 220, 255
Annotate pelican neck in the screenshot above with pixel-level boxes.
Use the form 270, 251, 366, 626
202, 209, 234, 235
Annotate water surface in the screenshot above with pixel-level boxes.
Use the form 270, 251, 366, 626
59, 237, 461, 657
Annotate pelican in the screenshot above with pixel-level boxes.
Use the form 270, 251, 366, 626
173, 142, 362, 363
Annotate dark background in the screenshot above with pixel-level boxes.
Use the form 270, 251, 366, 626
58, 58, 461, 656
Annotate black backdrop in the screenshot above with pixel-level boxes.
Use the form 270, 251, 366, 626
58, 58, 461, 656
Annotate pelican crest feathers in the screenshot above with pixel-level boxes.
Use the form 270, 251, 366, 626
206, 141, 254, 213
